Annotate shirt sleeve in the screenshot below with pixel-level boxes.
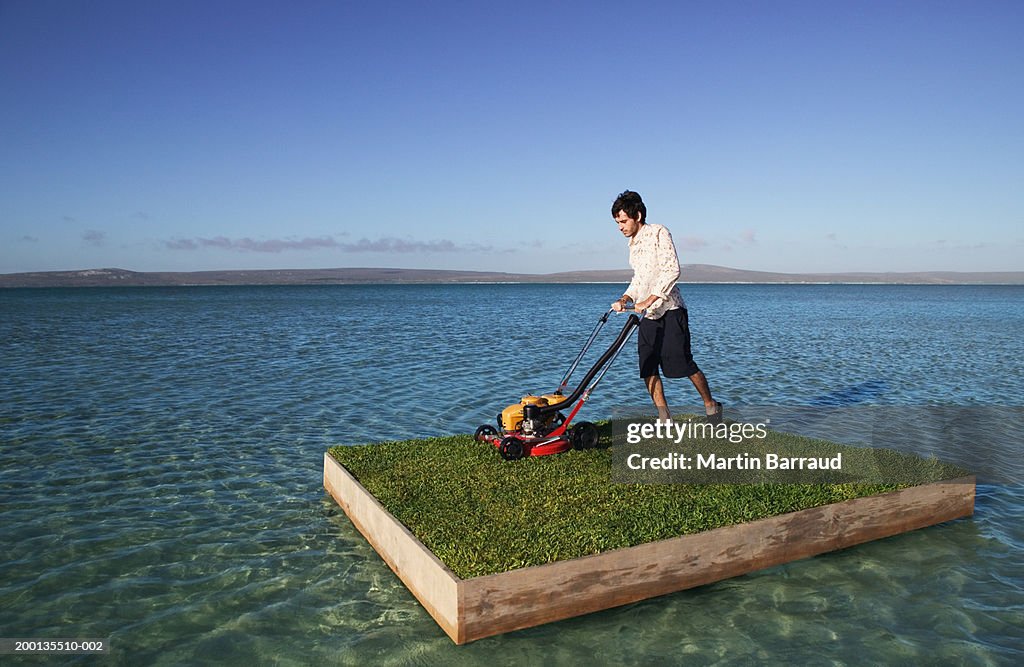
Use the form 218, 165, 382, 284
624, 269, 640, 302
650, 226, 681, 302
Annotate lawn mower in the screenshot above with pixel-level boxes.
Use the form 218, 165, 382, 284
474, 309, 642, 460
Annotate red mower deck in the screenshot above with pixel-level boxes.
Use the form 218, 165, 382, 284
474, 309, 641, 460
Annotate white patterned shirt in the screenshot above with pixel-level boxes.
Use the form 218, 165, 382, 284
624, 223, 685, 319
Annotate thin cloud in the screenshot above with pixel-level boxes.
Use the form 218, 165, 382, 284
82, 229, 106, 246
165, 236, 339, 253
20, 235, 39, 242
339, 237, 456, 253
339, 237, 494, 253
165, 238, 200, 250
676, 236, 709, 252
929, 239, 990, 250
164, 235, 494, 254
739, 229, 757, 245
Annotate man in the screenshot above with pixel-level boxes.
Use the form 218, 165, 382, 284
609, 190, 723, 424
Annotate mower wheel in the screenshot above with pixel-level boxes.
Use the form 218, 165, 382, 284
474, 424, 498, 442
570, 421, 599, 450
499, 436, 525, 461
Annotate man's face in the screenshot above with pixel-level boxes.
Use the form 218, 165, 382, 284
614, 210, 642, 238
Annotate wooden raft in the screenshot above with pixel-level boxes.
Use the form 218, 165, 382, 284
323, 452, 975, 644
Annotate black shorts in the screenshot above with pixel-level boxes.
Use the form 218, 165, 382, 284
638, 308, 701, 379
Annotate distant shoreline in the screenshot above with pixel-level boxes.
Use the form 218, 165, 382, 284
1, 265, 1023, 288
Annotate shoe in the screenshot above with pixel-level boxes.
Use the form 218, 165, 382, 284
706, 401, 723, 425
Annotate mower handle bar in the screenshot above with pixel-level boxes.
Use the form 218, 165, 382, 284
556, 310, 611, 391
557, 307, 642, 392
537, 311, 643, 417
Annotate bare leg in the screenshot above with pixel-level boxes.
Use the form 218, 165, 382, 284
688, 370, 715, 411
689, 370, 723, 423
644, 374, 672, 421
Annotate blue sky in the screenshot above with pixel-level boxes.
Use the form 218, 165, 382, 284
1, 0, 1021, 275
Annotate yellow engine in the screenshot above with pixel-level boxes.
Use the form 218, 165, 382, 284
500, 393, 565, 433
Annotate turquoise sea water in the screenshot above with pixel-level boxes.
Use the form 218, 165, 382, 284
1, 283, 1022, 664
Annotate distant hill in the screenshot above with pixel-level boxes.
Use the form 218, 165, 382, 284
1, 265, 1022, 288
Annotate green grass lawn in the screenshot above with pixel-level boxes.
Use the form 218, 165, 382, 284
328, 422, 967, 579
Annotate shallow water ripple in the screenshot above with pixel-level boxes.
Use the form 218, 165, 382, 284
1, 284, 1022, 664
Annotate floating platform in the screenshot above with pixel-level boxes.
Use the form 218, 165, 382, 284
323, 452, 975, 644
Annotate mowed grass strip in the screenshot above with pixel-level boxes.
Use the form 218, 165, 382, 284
327, 422, 967, 579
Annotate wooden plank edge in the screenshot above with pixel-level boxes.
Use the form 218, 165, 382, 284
322, 452, 463, 642
457, 475, 976, 643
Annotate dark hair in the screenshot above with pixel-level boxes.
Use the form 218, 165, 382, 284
611, 190, 646, 224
